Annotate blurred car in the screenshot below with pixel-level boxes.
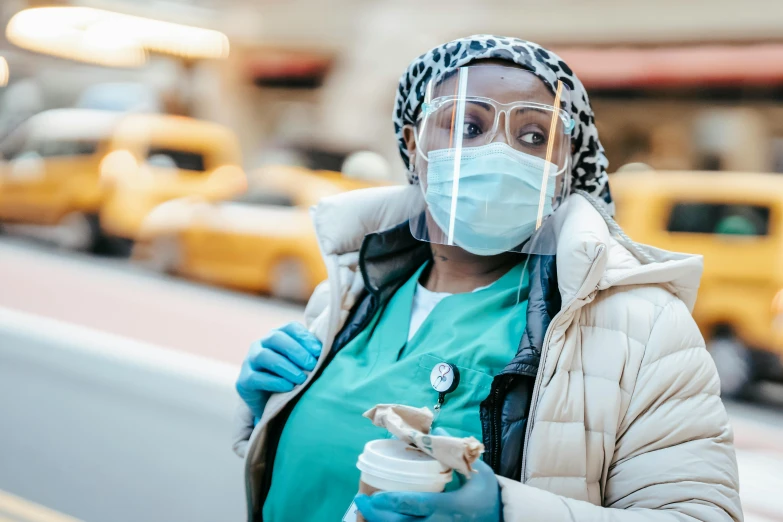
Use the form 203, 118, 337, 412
0, 109, 244, 252
98, 113, 245, 248
611, 169, 783, 397
133, 165, 390, 301
0, 109, 121, 249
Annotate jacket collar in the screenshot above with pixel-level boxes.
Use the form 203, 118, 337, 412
310, 184, 425, 259
359, 221, 430, 300
311, 185, 703, 311
554, 194, 703, 310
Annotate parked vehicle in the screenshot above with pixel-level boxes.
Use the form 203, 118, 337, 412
133, 165, 389, 301
0, 109, 244, 253
612, 169, 783, 397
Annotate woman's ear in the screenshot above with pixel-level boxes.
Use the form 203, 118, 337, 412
402, 125, 417, 170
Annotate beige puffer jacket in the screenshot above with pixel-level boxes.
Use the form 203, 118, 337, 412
233, 184, 743, 522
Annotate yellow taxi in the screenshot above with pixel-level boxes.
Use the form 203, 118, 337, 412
611, 169, 783, 397
0, 109, 120, 249
133, 165, 391, 301
98, 114, 245, 246
0, 109, 244, 252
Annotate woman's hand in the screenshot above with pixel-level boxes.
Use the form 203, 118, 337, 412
235, 322, 322, 421
355, 429, 502, 522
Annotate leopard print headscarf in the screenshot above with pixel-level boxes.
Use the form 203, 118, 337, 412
393, 34, 613, 212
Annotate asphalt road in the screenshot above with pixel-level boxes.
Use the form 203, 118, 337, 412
0, 308, 245, 522
2, 237, 783, 521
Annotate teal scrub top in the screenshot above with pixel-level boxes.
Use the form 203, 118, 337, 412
263, 262, 530, 522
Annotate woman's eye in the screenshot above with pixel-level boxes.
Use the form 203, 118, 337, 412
462, 122, 483, 138
519, 131, 545, 146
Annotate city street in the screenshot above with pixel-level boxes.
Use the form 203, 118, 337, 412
0, 308, 245, 522
1, 237, 783, 521
2, 1, 783, 521
0, 238, 304, 365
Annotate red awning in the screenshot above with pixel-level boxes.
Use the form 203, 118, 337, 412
245, 49, 333, 81
554, 44, 783, 88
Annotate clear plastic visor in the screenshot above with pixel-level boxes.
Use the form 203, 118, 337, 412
410, 65, 574, 255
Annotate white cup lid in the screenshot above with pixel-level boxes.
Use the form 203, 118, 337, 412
357, 439, 450, 486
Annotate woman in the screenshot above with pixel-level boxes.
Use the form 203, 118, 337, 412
233, 35, 742, 522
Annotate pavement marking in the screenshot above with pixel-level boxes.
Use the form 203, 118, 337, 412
0, 490, 82, 522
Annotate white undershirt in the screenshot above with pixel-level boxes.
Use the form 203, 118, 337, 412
408, 284, 451, 341
407, 280, 495, 341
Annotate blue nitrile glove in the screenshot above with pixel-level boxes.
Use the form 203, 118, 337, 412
355, 428, 502, 522
235, 322, 322, 420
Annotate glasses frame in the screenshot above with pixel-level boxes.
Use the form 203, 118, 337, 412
414, 95, 574, 166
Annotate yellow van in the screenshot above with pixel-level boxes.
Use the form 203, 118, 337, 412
611, 169, 783, 397
133, 165, 390, 301
0, 109, 244, 252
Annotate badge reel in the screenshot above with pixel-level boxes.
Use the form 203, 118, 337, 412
429, 362, 460, 418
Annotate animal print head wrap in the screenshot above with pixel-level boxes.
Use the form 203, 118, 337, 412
393, 34, 613, 212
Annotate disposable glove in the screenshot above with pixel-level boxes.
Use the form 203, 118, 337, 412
354, 427, 502, 522
235, 322, 322, 420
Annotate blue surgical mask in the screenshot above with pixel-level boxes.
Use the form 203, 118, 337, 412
424, 142, 557, 255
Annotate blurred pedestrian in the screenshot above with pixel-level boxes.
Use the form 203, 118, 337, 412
233, 35, 742, 522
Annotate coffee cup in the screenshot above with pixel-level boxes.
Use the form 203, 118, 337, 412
352, 439, 451, 522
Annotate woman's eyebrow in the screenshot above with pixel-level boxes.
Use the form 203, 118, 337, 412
466, 100, 493, 112
513, 106, 551, 116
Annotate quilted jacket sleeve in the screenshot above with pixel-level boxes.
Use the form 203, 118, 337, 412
497, 298, 743, 521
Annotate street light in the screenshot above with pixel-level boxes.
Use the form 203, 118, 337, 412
0, 57, 8, 87
6, 6, 230, 68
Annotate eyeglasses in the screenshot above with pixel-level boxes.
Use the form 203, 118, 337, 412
415, 95, 574, 161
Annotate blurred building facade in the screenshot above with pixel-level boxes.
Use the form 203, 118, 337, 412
2, 0, 783, 179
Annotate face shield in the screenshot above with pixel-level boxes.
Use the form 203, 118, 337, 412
409, 65, 574, 255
